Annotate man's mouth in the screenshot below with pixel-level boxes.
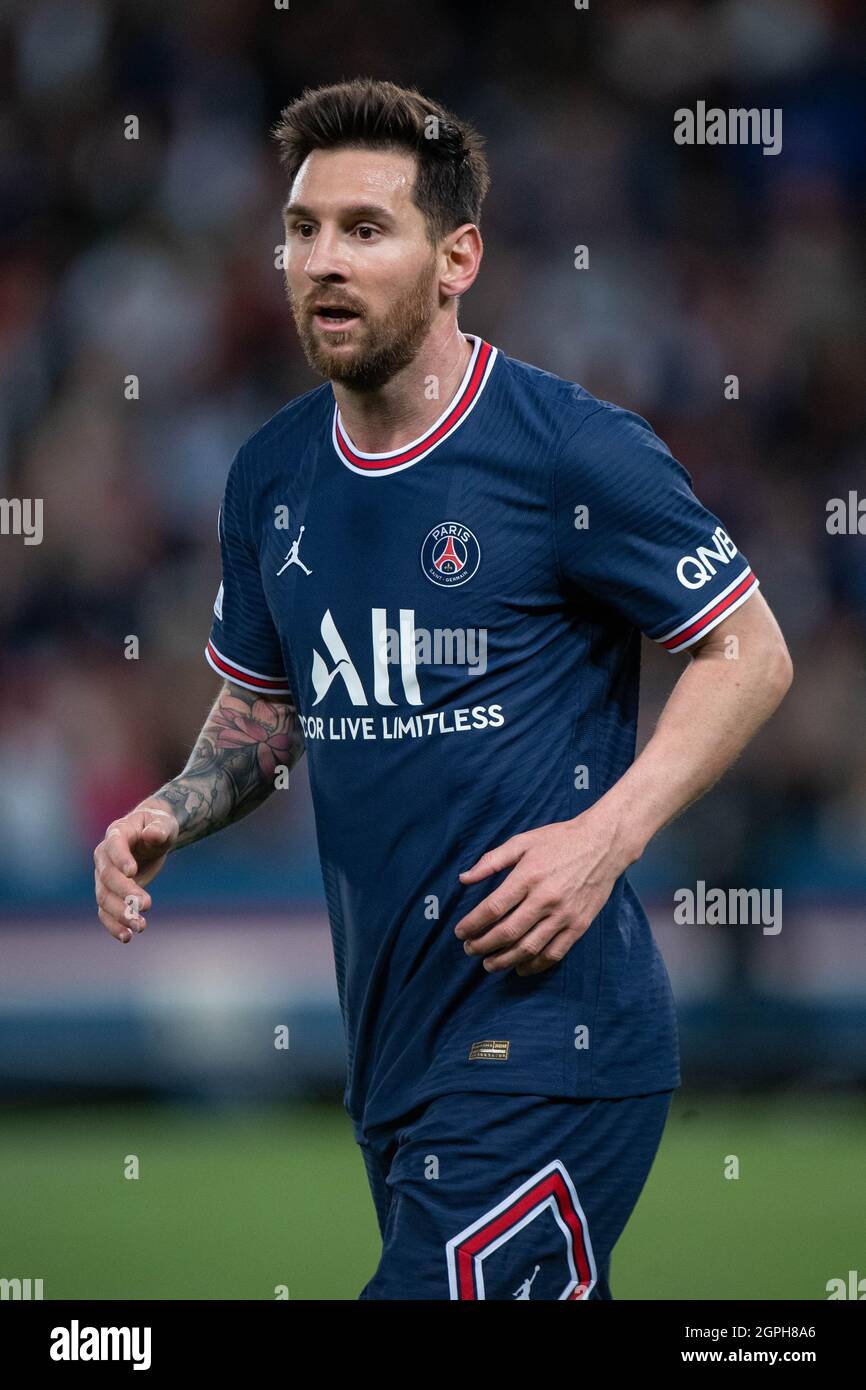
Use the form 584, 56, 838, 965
313, 306, 361, 332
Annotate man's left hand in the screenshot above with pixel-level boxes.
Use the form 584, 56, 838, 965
454, 811, 632, 976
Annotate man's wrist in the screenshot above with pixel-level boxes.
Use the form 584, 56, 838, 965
135, 797, 181, 842
570, 791, 650, 872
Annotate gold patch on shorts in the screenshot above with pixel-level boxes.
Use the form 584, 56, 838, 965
468, 1039, 510, 1061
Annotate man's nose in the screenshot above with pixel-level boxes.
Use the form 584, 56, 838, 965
303, 228, 347, 280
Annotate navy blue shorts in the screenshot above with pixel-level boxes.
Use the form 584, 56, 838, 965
355, 1088, 674, 1300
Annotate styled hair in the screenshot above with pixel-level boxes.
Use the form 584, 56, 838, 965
271, 77, 490, 245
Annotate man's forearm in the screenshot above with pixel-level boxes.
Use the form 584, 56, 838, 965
586, 618, 793, 869
141, 681, 305, 849
453, 595, 792, 976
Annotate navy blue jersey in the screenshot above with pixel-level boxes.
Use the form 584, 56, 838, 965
205, 333, 759, 1132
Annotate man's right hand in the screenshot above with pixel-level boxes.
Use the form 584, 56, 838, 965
93, 805, 179, 943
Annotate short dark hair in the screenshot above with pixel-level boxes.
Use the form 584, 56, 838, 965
271, 77, 490, 246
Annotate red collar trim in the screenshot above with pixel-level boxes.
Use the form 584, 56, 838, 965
331, 334, 497, 476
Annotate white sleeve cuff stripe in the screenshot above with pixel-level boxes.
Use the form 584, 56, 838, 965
205, 640, 292, 694
657, 564, 754, 642
658, 574, 760, 653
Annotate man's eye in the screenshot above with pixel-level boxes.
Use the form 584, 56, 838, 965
355, 225, 379, 240
290, 223, 314, 237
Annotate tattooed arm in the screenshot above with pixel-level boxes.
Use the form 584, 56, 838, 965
93, 681, 304, 943
153, 681, 304, 847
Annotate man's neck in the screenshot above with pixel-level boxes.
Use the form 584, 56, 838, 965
331, 322, 473, 454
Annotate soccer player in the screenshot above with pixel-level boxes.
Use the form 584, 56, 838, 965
93, 79, 793, 1300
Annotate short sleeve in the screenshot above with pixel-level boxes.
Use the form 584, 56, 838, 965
553, 402, 759, 653
204, 449, 293, 695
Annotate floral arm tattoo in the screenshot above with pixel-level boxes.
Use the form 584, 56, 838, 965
152, 682, 305, 848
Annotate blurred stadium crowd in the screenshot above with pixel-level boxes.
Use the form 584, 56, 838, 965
1, 0, 864, 919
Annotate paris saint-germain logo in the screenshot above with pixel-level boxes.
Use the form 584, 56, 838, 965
421, 522, 481, 588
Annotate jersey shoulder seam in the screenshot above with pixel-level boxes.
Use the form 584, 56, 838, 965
235, 382, 332, 471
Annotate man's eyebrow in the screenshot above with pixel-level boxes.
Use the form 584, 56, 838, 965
282, 200, 396, 224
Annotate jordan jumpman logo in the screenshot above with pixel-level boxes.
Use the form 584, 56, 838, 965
512, 1264, 541, 1300
277, 525, 312, 576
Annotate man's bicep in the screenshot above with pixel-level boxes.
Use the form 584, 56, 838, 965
200, 679, 305, 766
686, 588, 792, 677
225, 677, 304, 724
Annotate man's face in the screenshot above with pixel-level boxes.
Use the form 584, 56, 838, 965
282, 147, 443, 391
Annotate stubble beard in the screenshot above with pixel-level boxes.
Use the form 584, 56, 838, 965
289, 255, 440, 392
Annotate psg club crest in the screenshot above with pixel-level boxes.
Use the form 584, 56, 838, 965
421, 522, 481, 588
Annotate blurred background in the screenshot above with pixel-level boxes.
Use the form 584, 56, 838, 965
0, 0, 864, 1298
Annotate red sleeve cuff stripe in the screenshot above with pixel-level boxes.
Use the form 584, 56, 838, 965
205, 639, 292, 694
657, 570, 759, 653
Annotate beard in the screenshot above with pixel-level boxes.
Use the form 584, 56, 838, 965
288, 255, 439, 392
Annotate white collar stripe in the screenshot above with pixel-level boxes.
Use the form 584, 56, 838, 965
331, 334, 497, 477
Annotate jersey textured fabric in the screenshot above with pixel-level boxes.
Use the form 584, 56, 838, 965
204, 333, 759, 1134
357, 1087, 674, 1299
